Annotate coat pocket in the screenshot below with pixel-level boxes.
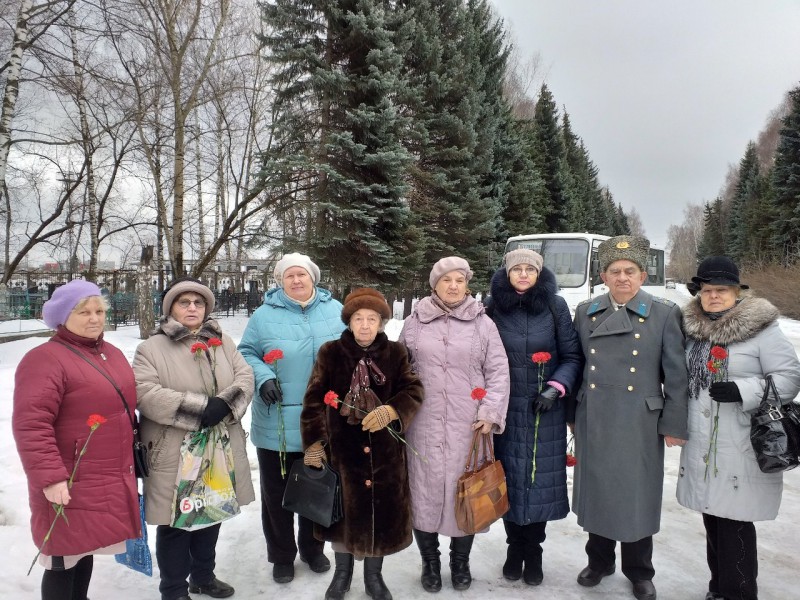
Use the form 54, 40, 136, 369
645, 395, 665, 411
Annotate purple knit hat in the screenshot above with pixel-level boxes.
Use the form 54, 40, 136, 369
42, 280, 103, 329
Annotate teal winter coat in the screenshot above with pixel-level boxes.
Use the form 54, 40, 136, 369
239, 287, 345, 451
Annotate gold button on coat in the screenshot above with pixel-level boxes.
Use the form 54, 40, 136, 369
590, 383, 596, 389
627, 385, 634, 391
634, 333, 641, 339
632, 350, 639, 356
630, 367, 636, 373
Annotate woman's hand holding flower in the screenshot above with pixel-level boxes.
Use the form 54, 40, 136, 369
304, 441, 326, 467
533, 385, 560, 413
709, 381, 742, 403
259, 379, 283, 406
362, 405, 398, 433
43, 481, 71, 506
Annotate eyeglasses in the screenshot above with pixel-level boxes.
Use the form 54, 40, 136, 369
176, 299, 206, 308
510, 266, 537, 275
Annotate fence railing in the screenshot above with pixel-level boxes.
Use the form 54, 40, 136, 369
0, 268, 267, 326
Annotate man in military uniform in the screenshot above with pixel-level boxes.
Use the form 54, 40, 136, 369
571, 235, 688, 600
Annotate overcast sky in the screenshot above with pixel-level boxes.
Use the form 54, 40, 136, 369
489, 0, 800, 248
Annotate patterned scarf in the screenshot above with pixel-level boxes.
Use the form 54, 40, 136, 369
687, 338, 715, 399
341, 357, 386, 425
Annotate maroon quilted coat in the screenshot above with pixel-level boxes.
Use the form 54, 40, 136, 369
13, 327, 141, 557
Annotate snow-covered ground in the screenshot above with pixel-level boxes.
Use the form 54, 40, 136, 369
1, 287, 799, 599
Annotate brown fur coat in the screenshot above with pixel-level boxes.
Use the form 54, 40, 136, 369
301, 329, 423, 557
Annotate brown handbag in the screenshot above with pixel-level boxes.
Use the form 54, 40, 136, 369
455, 430, 509, 534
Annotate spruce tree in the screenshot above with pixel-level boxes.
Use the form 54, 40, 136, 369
531, 84, 566, 231
258, 0, 415, 285
770, 85, 800, 264
697, 198, 726, 260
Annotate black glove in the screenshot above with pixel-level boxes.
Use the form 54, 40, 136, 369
259, 380, 283, 406
201, 396, 230, 427
533, 385, 560, 413
709, 381, 742, 403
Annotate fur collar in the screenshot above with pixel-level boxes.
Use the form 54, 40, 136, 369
682, 293, 779, 345
488, 266, 558, 315
155, 315, 223, 342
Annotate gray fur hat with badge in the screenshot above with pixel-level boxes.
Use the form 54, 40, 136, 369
597, 235, 650, 272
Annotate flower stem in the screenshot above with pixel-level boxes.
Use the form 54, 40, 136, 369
277, 401, 287, 478
531, 412, 541, 484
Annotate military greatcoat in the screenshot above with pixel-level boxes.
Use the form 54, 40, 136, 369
571, 289, 689, 542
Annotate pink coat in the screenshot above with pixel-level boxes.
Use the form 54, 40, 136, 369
399, 295, 509, 537
13, 328, 141, 557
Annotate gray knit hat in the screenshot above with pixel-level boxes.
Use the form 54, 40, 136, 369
429, 256, 473, 289
273, 252, 321, 285
504, 249, 543, 275
597, 235, 649, 272
162, 277, 215, 318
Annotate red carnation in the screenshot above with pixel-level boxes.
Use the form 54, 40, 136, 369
566, 454, 577, 467
86, 414, 107, 429
471, 387, 487, 401
324, 391, 340, 407
263, 349, 285, 364
707, 359, 718, 373
710, 345, 728, 360
191, 342, 208, 355
208, 337, 223, 347
532, 352, 551, 365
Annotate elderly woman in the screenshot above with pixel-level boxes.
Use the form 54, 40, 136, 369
399, 257, 510, 593
13, 280, 141, 600
678, 256, 800, 600
485, 249, 582, 585
239, 252, 345, 583
301, 288, 424, 600
133, 277, 255, 600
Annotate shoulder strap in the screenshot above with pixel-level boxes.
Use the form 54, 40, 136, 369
52, 339, 137, 432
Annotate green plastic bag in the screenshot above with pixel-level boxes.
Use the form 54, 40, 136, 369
171, 423, 240, 530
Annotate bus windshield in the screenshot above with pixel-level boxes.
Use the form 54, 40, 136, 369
505, 238, 589, 288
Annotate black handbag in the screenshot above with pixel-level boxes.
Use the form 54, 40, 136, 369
53, 340, 149, 478
750, 374, 800, 473
282, 461, 343, 528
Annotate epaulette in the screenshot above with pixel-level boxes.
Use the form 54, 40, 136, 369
651, 296, 676, 307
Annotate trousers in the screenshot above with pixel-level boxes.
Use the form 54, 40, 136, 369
256, 447, 324, 564
585, 532, 655, 582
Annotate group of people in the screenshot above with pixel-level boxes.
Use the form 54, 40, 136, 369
12, 238, 800, 600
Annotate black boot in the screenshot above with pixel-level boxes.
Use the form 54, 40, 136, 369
522, 522, 546, 586
449, 535, 474, 591
502, 521, 524, 581
325, 553, 354, 600
364, 557, 392, 600
414, 529, 442, 593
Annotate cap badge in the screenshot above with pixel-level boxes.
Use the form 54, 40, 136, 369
616, 241, 630, 249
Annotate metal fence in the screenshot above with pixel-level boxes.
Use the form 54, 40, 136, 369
0, 268, 267, 326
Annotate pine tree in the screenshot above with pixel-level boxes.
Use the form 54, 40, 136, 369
770, 85, 800, 264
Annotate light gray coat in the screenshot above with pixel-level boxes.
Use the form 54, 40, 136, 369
133, 317, 256, 524
572, 290, 689, 542
677, 294, 800, 521
400, 295, 510, 537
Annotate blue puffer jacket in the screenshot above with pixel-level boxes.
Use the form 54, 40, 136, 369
239, 287, 345, 452
485, 267, 583, 525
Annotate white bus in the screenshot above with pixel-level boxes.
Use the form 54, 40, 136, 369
504, 232, 666, 314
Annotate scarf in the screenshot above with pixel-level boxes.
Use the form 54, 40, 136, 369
431, 290, 468, 313
341, 356, 386, 425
